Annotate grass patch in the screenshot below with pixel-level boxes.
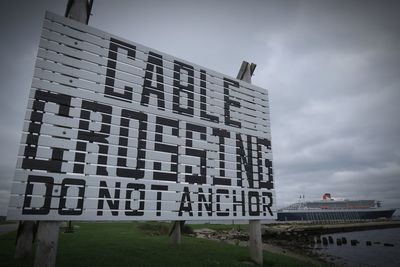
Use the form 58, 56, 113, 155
136, 221, 171, 235
0, 222, 320, 267
136, 221, 194, 236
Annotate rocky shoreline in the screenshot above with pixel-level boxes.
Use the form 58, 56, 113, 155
191, 221, 400, 266
192, 227, 327, 266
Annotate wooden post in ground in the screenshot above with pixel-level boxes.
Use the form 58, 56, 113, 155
31, 2, 93, 266
65, 221, 74, 233
14, 221, 35, 259
34, 222, 60, 267
169, 220, 184, 244
237, 61, 263, 265
249, 220, 263, 265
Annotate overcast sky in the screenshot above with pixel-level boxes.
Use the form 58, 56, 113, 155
1, 0, 399, 216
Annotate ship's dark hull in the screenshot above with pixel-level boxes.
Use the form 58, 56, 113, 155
277, 209, 396, 221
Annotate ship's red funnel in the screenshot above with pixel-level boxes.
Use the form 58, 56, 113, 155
323, 193, 331, 200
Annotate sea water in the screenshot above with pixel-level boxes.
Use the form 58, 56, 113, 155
313, 228, 400, 267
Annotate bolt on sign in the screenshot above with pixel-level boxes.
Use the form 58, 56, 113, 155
7, 12, 275, 221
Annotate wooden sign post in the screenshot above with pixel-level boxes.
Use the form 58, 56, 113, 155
13, 1, 93, 266
35, 1, 91, 266
33, 2, 93, 266
34, 221, 60, 267
169, 220, 184, 245
237, 61, 263, 265
14, 221, 35, 259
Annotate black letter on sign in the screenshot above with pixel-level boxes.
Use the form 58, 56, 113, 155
236, 134, 254, 188
117, 109, 147, 179
151, 185, 168, 216
58, 178, 86, 215
74, 101, 112, 175
22, 175, 53, 215
197, 188, 213, 216
257, 137, 273, 189
248, 191, 260, 216
223, 78, 241, 128
140, 52, 165, 110
200, 70, 219, 122
232, 190, 245, 216
216, 189, 229, 216
262, 192, 274, 216
97, 181, 120, 216
153, 116, 179, 182
125, 183, 145, 216
22, 90, 71, 172
178, 186, 193, 216
105, 38, 136, 101
212, 128, 231, 186
173, 60, 194, 116
185, 123, 207, 184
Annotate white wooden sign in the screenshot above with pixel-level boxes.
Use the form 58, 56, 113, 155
7, 12, 275, 221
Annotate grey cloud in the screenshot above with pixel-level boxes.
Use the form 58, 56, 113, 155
259, 1, 400, 209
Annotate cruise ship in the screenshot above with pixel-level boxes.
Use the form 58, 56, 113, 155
277, 193, 396, 221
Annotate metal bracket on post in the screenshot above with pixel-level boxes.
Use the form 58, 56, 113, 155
237, 61, 263, 266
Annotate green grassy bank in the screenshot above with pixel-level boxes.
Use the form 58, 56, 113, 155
0, 222, 320, 267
